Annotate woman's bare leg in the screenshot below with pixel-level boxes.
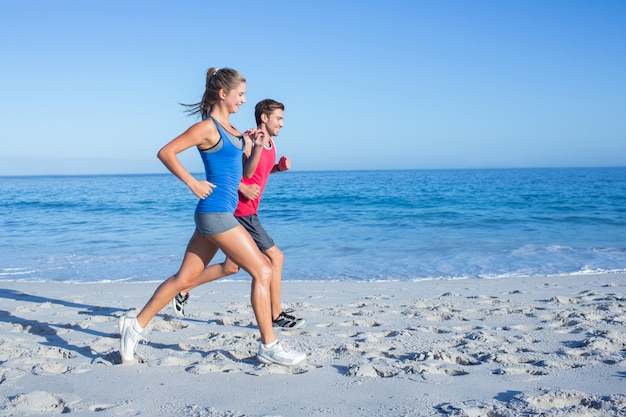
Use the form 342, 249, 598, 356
135, 230, 218, 328
208, 225, 275, 344
179, 257, 240, 295
180, 246, 284, 321
262, 245, 284, 320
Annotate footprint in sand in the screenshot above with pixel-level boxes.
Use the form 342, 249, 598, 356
186, 363, 238, 374
247, 362, 312, 376
149, 318, 189, 332
492, 367, 547, 377
346, 361, 401, 378
34, 345, 76, 360
506, 324, 542, 332
438, 388, 626, 415
407, 363, 469, 384
89, 403, 127, 413
411, 325, 453, 334
31, 361, 71, 376
13, 302, 57, 314
1, 391, 69, 414
549, 296, 578, 304
338, 319, 381, 327
156, 356, 199, 367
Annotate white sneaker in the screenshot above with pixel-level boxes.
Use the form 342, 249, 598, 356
257, 341, 306, 367
119, 316, 141, 364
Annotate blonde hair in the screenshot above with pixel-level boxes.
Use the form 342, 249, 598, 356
182, 67, 246, 119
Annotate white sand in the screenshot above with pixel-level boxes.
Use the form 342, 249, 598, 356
1, 274, 625, 416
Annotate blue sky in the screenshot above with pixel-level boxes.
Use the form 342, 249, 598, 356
1, 1, 625, 176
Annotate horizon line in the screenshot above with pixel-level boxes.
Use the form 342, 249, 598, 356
2, 165, 625, 178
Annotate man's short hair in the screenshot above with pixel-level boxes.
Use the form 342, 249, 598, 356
255, 99, 285, 125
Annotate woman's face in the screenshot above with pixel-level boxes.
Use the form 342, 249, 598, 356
224, 82, 247, 114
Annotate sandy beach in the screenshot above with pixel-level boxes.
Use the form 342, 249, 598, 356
1, 274, 625, 416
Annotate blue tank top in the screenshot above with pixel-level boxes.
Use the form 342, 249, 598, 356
195, 118, 244, 214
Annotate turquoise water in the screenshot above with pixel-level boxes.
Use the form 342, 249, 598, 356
1, 168, 625, 282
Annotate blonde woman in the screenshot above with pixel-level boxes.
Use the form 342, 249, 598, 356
171, 99, 305, 331
118, 67, 306, 367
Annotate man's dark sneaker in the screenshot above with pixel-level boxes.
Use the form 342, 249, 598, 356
272, 311, 305, 329
170, 292, 189, 318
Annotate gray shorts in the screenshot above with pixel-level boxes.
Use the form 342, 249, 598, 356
194, 212, 240, 237
236, 214, 275, 251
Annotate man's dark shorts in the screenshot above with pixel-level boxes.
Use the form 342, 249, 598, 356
236, 214, 275, 251
235, 214, 275, 252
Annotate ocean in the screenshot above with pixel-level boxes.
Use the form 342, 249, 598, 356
1, 168, 625, 283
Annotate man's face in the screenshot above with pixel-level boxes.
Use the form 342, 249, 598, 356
264, 109, 284, 137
